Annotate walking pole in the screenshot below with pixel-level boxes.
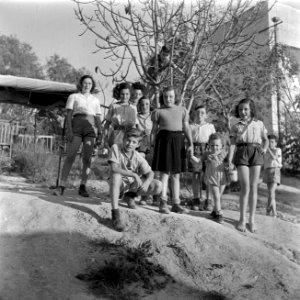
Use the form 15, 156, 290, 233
55, 117, 66, 189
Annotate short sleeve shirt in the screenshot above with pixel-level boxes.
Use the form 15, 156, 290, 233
151, 106, 188, 131
65, 93, 101, 116
108, 144, 151, 176
105, 102, 137, 128
190, 123, 216, 143
230, 119, 267, 144
264, 148, 282, 168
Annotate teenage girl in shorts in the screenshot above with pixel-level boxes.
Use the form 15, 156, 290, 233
59, 75, 103, 197
228, 98, 268, 233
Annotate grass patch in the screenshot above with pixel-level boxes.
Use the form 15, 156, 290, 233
76, 240, 173, 300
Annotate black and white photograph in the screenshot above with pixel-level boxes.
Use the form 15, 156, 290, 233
0, 0, 299, 299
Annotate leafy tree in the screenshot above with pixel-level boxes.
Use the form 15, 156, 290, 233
0, 34, 44, 79
45, 54, 89, 83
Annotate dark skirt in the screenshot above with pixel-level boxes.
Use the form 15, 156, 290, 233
152, 130, 186, 173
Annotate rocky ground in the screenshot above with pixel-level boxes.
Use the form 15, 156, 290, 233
0, 169, 299, 300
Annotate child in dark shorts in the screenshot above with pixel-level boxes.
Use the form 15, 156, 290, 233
189, 105, 216, 211
228, 98, 268, 233
263, 134, 282, 217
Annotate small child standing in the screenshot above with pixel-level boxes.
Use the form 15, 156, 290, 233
228, 98, 268, 233
189, 105, 215, 211
263, 134, 282, 217
104, 82, 137, 147
108, 128, 162, 231
151, 86, 193, 214
191, 133, 229, 223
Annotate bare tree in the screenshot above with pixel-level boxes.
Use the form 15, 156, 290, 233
74, 0, 272, 110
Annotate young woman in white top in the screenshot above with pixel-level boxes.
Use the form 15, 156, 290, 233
58, 75, 102, 197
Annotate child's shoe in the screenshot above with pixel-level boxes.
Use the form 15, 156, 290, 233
146, 195, 153, 205
191, 198, 200, 210
210, 210, 217, 219
198, 200, 205, 211
204, 199, 213, 211
215, 213, 224, 224
138, 195, 147, 206
159, 198, 170, 214
171, 203, 188, 214
79, 184, 89, 197
266, 206, 272, 216
112, 209, 125, 232
152, 195, 160, 206
123, 191, 137, 209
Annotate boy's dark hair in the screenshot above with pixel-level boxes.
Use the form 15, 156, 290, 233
132, 82, 145, 93
208, 133, 223, 145
161, 45, 171, 54
77, 75, 96, 93
195, 104, 206, 111
268, 134, 277, 141
112, 82, 131, 100
124, 128, 143, 139
138, 96, 150, 108
234, 98, 256, 118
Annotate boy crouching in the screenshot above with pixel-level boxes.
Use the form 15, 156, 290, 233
108, 128, 162, 231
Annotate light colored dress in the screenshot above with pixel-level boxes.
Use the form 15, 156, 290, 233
204, 152, 229, 187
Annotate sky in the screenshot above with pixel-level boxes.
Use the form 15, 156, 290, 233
0, 0, 299, 94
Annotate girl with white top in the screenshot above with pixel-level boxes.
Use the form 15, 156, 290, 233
58, 75, 102, 197
228, 98, 268, 233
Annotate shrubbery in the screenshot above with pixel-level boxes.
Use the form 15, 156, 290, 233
11, 143, 58, 184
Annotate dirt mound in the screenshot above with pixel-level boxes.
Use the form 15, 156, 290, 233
0, 181, 300, 300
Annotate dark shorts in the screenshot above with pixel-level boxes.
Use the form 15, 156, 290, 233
72, 114, 97, 139
234, 143, 264, 167
263, 167, 281, 185
188, 143, 207, 173
152, 130, 186, 173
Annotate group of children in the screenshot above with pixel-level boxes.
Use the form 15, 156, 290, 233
101, 82, 282, 233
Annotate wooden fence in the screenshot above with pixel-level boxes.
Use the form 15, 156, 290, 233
0, 120, 57, 157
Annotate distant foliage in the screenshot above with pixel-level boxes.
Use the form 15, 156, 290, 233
0, 34, 44, 79
45, 54, 89, 84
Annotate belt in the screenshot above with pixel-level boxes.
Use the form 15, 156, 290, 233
73, 114, 93, 117
114, 125, 130, 130
193, 142, 207, 146
236, 143, 260, 147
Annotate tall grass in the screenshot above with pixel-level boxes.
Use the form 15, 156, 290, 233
10, 142, 101, 185
12, 142, 58, 184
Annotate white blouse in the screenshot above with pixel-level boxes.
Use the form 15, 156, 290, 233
65, 93, 101, 116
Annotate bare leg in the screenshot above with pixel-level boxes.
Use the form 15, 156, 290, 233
160, 172, 170, 199
192, 172, 200, 199
210, 185, 221, 212
110, 172, 122, 209
60, 136, 82, 186
199, 172, 203, 199
170, 173, 180, 204
248, 165, 261, 233
80, 136, 95, 185
237, 165, 250, 232
267, 182, 277, 218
